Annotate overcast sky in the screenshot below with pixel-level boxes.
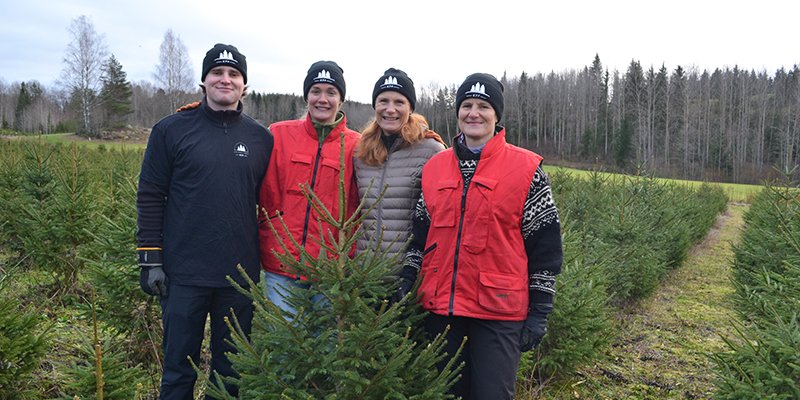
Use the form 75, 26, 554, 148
1, 0, 798, 104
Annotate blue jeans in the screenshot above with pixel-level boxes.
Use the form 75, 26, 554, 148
263, 271, 326, 319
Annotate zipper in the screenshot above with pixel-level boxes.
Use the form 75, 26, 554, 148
448, 180, 469, 315
374, 145, 392, 234
301, 137, 325, 246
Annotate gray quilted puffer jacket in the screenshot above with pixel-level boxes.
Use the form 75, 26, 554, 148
354, 137, 445, 263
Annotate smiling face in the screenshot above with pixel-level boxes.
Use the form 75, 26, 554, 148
306, 83, 342, 124
457, 98, 497, 147
374, 91, 411, 134
202, 66, 244, 111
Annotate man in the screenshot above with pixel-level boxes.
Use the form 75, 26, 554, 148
136, 43, 273, 399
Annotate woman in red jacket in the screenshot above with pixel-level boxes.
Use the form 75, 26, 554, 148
258, 60, 360, 316
397, 73, 563, 399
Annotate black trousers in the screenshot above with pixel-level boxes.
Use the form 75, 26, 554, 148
425, 314, 523, 400
159, 284, 254, 400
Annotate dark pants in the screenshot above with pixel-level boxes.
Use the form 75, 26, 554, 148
159, 284, 254, 400
425, 314, 523, 400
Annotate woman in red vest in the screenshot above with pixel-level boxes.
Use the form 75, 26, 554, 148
258, 61, 361, 316
397, 73, 563, 399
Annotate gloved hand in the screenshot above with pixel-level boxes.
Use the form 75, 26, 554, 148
140, 266, 169, 297
389, 265, 418, 305
520, 303, 553, 352
137, 247, 168, 297
391, 277, 414, 305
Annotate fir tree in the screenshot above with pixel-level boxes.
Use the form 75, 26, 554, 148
0, 276, 50, 399
201, 145, 460, 399
13, 82, 33, 132
99, 55, 133, 131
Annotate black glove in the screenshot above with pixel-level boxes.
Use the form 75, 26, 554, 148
389, 265, 418, 305
140, 266, 169, 297
391, 277, 414, 305
138, 248, 168, 297
520, 303, 553, 352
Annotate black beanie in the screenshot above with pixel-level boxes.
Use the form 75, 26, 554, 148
201, 43, 247, 84
303, 60, 346, 101
371, 68, 416, 110
455, 73, 504, 122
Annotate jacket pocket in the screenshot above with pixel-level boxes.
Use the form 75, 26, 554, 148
477, 271, 527, 315
431, 180, 459, 228
418, 243, 441, 308
317, 157, 343, 205
287, 153, 314, 194
462, 176, 496, 253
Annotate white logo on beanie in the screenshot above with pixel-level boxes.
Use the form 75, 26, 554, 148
215, 50, 238, 64
466, 82, 489, 98
314, 69, 334, 83
380, 76, 402, 89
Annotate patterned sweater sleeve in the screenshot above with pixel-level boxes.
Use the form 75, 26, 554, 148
400, 190, 431, 281
522, 165, 563, 305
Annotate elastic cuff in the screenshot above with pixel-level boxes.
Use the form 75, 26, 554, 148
137, 247, 163, 267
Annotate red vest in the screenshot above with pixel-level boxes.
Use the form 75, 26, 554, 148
258, 114, 360, 279
418, 129, 542, 321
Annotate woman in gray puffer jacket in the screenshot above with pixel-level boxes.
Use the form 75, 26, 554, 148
354, 68, 445, 262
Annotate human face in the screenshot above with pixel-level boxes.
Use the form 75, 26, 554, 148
374, 91, 411, 135
203, 66, 244, 111
458, 98, 497, 147
307, 83, 342, 125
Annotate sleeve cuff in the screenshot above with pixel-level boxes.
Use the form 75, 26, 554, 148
136, 247, 163, 267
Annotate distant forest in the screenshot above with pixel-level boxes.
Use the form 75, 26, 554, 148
2, 54, 798, 185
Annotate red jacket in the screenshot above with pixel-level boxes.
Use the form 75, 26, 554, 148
258, 113, 360, 279
418, 129, 542, 321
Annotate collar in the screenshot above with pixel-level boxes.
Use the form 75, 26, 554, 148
201, 98, 243, 125
454, 125, 506, 161
310, 111, 345, 141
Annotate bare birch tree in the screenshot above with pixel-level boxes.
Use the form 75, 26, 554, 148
59, 15, 108, 136
153, 29, 194, 114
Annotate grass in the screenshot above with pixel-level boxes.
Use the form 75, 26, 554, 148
544, 166, 762, 203
3, 133, 767, 203
534, 203, 747, 399
37, 133, 147, 151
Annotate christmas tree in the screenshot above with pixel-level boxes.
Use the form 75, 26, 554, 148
203, 145, 460, 399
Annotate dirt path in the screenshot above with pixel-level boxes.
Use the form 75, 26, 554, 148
551, 203, 747, 399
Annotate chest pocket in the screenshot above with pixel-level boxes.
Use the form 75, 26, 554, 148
429, 180, 460, 228
317, 157, 343, 206
462, 175, 497, 253
287, 153, 314, 195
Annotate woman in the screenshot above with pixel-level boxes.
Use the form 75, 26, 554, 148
354, 68, 445, 264
258, 60, 361, 315
397, 73, 563, 399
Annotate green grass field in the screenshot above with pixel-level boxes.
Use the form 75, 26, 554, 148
35, 132, 147, 151
543, 165, 762, 203
6, 133, 763, 203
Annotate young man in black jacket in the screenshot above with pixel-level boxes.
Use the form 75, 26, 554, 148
136, 43, 273, 399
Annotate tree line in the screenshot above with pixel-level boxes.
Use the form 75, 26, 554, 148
415, 55, 799, 185
1, 15, 798, 184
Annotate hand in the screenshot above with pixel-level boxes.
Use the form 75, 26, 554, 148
140, 266, 169, 297
390, 277, 414, 305
175, 101, 201, 113
520, 303, 553, 352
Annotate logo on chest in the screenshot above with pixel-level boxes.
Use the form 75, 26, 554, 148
233, 142, 249, 157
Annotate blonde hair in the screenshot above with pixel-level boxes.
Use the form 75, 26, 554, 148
356, 113, 432, 166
